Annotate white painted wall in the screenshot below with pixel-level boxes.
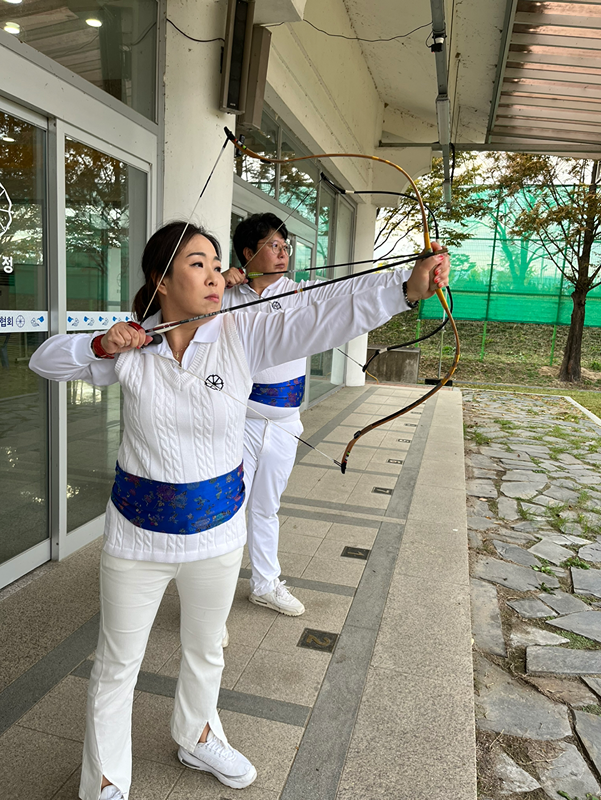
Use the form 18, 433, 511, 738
163, 0, 235, 265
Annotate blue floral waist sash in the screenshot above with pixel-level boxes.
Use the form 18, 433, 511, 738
111, 462, 245, 534
248, 376, 306, 407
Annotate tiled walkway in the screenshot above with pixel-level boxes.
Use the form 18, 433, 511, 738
0, 384, 475, 800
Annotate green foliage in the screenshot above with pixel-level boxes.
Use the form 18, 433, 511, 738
532, 564, 556, 576
562, 556, 590, 570
374, 152, 490, 256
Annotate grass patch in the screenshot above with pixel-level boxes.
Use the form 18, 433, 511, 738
562, 556, 590, 569
518, 503, 536, 521
578, 705, 601, 716
558, 629, 601, 650
494, 418, 517, 431
578, 489, 592, 506
532, 564, 557, 576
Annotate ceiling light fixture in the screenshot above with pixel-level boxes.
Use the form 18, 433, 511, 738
2, 136, 15, 142
85, 17, 102, 28
3, 0, 23, 5
3, 21, 20, 34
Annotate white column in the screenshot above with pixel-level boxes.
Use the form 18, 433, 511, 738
163, 0, 235, 265
345, 202, 377, 386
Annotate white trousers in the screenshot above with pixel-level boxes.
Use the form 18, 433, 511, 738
79, 547, 243, 800
243, 416, 302, 596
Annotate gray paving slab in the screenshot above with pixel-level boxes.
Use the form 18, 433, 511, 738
527, 646, 601, 675
538, 591, 590, 615
492, 750, 540, 794
510, 625, 569, 648
547, 610, 601, 644
537, 742, 601, 800
545, 486, 580, 503
572, 567, 601, 599
466, 479, 497, 499
503, 469, 548, 482
470, 579, 506, 657
507, 598, 557, 619
580, 542, 601, 562
467, 455, 498, 470
492, 540, 540, 568
489, 529, 536, 545
474, 654, 571, 739
574, 710, 601, 777
501, 481, 547, 499
526, 676, 598, 708
528, 539, 573, 566
497, 497, 520, 520
583, 676, 601, 698
472, 556, 559, 592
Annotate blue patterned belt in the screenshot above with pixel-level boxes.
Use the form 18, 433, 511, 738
248, 376, 306, 407
111, 462, 245, 534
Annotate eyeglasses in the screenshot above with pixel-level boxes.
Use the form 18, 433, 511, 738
263, 240, 293, 256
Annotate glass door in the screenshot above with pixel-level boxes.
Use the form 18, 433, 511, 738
65, 137, 147, 534
0, 108, 49, 569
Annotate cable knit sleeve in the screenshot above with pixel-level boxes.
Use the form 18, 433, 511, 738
234, 279, 409, 376
293, 267, 411, 306
29, 333, 119, 385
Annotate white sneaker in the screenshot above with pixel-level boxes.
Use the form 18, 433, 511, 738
100, 786, 123, 800
178, 730, 257, 788
249, 580, 305, 616
222, 625, 229, 648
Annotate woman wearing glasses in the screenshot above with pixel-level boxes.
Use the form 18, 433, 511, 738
222, 213, 449, 618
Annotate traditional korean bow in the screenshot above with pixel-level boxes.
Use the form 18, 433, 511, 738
223, 129, 460, 472
141, 129, 460, 472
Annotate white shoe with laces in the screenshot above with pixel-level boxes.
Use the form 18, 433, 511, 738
249, 579, 305, 616
178, 730, 257, 788
99, 786, 123, 800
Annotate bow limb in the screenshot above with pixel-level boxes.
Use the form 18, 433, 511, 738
339, 287, 460, 474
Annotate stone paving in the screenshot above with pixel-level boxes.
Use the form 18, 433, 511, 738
464, 389, 601, 800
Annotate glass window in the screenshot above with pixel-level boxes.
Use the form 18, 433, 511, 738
0, 0, 158, 121
279, 133, 317, 223
0, 110, 49, 564
234, 113, 278, 198
309, 191, 355, 402
292, 237, 312, 283
65, 138, 147, 532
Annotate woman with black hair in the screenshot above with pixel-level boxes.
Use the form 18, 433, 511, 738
30, 221, 448, 800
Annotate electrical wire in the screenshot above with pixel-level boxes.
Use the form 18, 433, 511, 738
302, 19, 431, 42
166, 18, 224, 42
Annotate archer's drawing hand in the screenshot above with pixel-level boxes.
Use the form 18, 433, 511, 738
100, 323, 152, 355
223, 268, 248, 288
405, 241, 450, 302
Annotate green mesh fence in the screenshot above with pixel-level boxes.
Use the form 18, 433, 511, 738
418, 188, 601, 327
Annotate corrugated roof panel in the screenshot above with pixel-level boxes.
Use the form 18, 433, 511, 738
489, 0, 601, 152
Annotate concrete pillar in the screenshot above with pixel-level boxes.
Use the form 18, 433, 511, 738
163, 0, 235, 265
345, 202, 377, 386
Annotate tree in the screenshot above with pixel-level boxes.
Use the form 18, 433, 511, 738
374, 152, 490, 260
483, 191, 545, 288
490, 154, 601, 382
